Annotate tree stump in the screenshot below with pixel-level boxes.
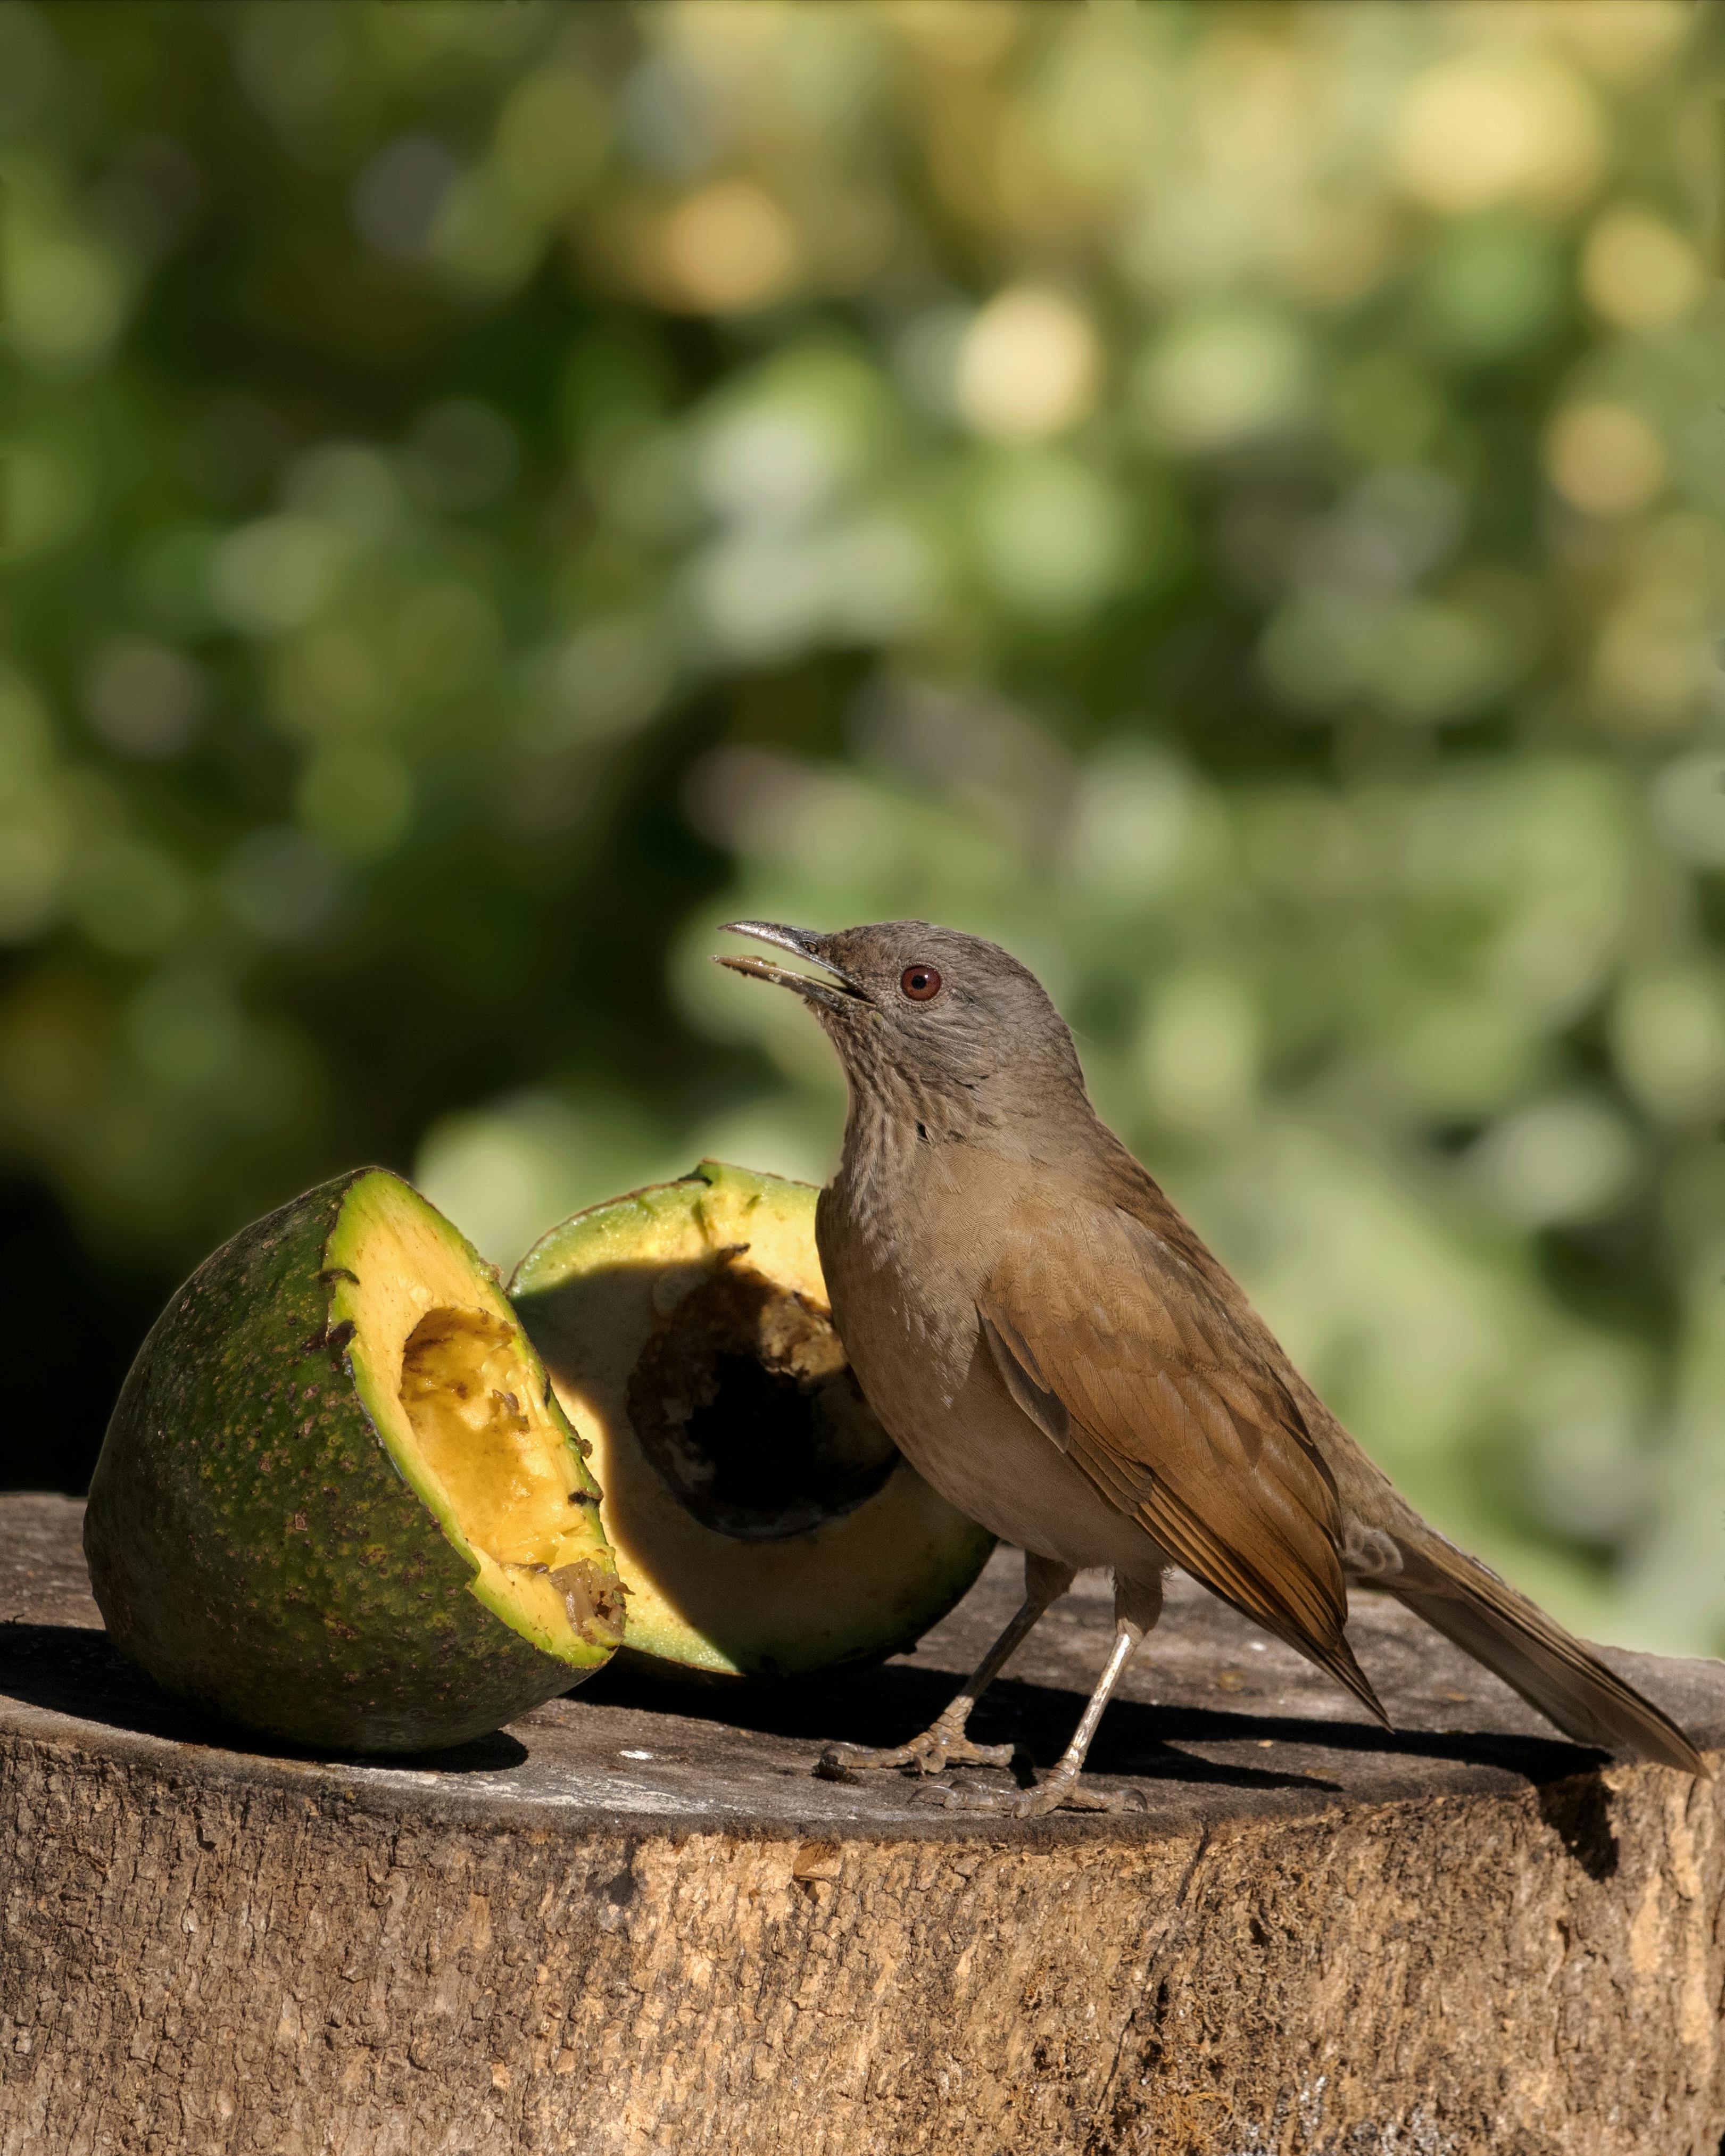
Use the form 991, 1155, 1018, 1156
2, 1491, 1721, 2154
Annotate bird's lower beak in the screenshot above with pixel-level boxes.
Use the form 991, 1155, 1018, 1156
714, 922, 870, 1009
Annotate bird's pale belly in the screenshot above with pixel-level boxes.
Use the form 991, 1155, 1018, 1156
837, 1295, 1166, 1583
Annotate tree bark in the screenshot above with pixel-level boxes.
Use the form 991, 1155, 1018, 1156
2, 1492, 1721, 2154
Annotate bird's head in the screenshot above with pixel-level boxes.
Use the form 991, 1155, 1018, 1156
715, 919, 1086, 1128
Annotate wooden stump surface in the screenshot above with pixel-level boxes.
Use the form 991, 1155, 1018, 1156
3, 1490, 1723, 2154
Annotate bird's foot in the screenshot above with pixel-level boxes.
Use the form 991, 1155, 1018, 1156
814, 1724, 1016, 1783
920, 1765, 1136, 1819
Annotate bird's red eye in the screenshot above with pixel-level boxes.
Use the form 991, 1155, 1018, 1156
900, 965, 942, 1002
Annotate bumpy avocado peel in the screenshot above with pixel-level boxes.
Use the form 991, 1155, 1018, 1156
85, 1168, 622, 1755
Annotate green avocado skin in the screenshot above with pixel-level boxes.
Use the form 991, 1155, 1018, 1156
84, 1170, 595, 1755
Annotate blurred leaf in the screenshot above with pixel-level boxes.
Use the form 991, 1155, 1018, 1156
5, 0, 1725, 1651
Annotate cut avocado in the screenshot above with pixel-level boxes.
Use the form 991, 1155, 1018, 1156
509, 1160, 994, 1681
84, 1168, 624, 1754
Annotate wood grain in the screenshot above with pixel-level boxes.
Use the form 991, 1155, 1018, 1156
3, 1493, 1723, 2154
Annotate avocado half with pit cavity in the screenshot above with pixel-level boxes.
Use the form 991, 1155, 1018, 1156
509, 1159, 995, 1681
84, 1168, 625, 1754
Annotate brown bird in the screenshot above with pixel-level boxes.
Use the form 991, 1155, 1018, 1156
717, 918, 1707, 1815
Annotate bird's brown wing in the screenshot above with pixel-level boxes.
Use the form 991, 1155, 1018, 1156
978, 1199, 1387, 1723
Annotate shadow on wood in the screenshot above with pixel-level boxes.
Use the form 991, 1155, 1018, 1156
3, 1491, 1722, 2155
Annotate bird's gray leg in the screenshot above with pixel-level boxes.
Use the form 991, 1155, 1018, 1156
816, 1552, 1075, 1781
930, 1570, 1163, 1817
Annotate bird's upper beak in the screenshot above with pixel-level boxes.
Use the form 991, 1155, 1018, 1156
714, 922, 871, 1009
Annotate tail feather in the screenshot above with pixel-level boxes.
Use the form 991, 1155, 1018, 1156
1309, 1628, 1392, 1731
1383, 1531, 1709, 1779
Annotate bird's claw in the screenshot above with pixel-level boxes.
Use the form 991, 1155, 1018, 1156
909, 1732, 1017, 1774
919, 1772, 1137, 1819
814, 1730, 1016, 1782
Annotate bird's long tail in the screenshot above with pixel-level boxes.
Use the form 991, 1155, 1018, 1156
1379, 1528, 1709, 1778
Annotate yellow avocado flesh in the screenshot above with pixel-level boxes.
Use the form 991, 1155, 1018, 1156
508, 1162, 994, 1680
332, 1175, 621, 1662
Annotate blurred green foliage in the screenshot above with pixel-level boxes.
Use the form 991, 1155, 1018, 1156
5, 0, 1725, 1651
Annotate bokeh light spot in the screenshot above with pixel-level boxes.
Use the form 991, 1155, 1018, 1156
1137, 970, 1261, 1134
533, 619, 674, 747
1612, 969, 1725, 1126
1648, 753, 1725, 868
352, 136, 460, 259
1581, 208, 1703, 332
1469, 1097, 1639, 1227
220, 827, 343, 944
956, 286, 1099, 443
492, 66, 609, 217
82, 639, 204, 759
970, 451, 1130, 620
1136, 305, 1311, 452
1544, 402, 1666, 519
10, 216, 127, 375
284, 446, 403, 537
209, 516, 350, 637
696, 403, 849, 528
659, 178, 799, 313
416, 1091, 670, 1270
1420, 218, 1563, 358
1396, 56, 1602, 215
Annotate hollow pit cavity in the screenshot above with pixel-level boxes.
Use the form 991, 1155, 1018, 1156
625, 1259, 897, 1541
398, 1309, 621, 1645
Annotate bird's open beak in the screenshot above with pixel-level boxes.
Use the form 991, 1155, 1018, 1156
714, 922, 871, 1009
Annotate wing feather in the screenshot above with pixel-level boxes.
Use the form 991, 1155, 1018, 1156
978, 1198, 1386, 1723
